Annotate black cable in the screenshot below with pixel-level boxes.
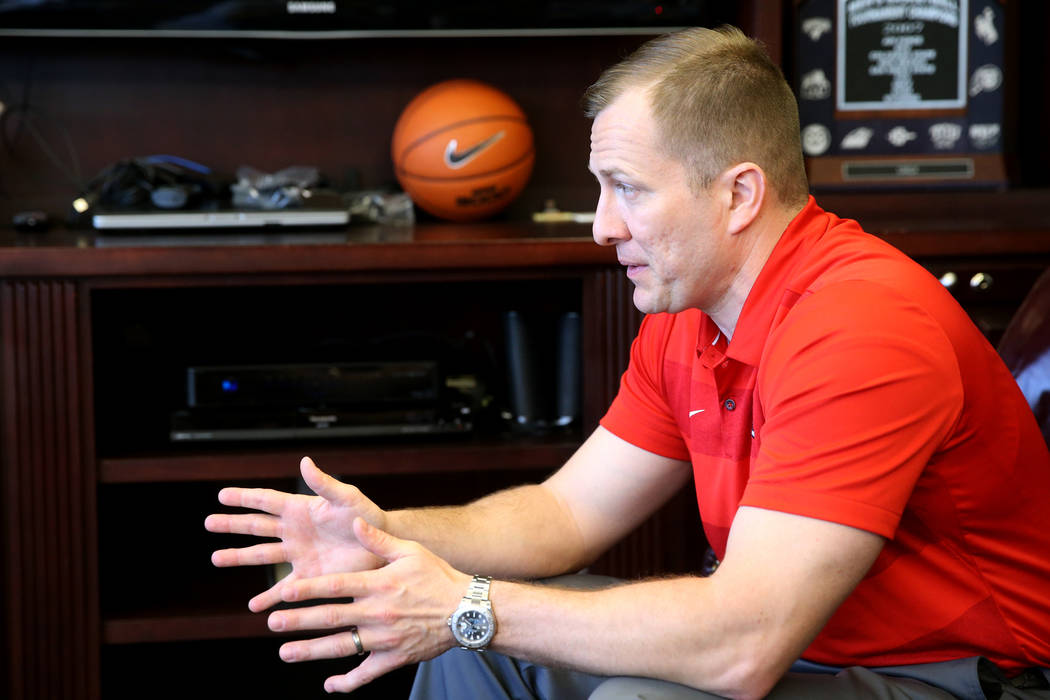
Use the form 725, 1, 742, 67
0, 55, 87, 195
0, 54, 34, 153
19, 111, 86, 192
0, 77, 24, 201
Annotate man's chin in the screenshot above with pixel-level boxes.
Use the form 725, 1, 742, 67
631, 290, 666, 316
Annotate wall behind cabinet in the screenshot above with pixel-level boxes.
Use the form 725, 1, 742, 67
0, 34, 654, 225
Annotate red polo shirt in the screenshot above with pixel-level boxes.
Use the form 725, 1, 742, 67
601, 198, 1050, 672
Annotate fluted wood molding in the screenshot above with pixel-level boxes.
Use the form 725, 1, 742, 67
1, 280, 98, 700
580, 269, 706, 579
582, 268, 642, 432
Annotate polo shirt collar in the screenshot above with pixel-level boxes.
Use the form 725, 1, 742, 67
723, 196, 828, 367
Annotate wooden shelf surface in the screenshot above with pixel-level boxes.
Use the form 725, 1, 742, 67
104, 609, 272, 645
3, 190, 1050, 282
99, 436, 581, 483
0, 222, 609, 279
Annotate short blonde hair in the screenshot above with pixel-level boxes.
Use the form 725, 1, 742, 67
583, 26, 810, 206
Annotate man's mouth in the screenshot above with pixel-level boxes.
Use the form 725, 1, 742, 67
622, 262, 645, 279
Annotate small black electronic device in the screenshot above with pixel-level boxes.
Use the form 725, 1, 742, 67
170, 361, 473, 442
185, 361, 441, 408
12, 210, 51, 232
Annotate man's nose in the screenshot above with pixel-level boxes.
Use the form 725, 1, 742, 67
592, 192, 629, 247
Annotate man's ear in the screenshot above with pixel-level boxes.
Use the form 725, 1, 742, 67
720, 162, 766, 235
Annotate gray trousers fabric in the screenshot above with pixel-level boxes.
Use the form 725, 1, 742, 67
411, 575, 1050, 700
409, 651, 1050, 700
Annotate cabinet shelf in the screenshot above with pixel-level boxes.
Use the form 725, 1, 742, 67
98, 439, 582, 649
820, 188, 1050, 251
104, 608, 272, 645
99, 435, 581, 483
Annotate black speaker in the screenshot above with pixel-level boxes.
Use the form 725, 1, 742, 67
503, 310, 542, 428
555, 311, 581, 427
503, 310, 581, 433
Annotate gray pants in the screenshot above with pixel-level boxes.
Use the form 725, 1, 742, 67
410, 575, 1049, 700
409, 651, 1050, 700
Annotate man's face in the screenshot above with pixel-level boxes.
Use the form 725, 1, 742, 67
588, 88, 731, 316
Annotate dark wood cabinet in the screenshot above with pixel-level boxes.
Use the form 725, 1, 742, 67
0, 226, 672, 699
4, 220, 1049, 699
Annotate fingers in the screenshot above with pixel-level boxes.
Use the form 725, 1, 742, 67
269, 600, 358, 634
279, 628, 409, 694
278, 626, 366, 662
248, 577, 290, 613
299, 456, 335, 496
325, 654, 406, 694
352, 517, 413, 563
214, 458, 370, 516
211, 541, 285, 567
203, 512, 280, 538
280, 570, 366, 604
300, 457, 368, 510
216, 486, 294, 515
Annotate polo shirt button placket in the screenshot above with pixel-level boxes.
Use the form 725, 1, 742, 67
723, 398, 736, 411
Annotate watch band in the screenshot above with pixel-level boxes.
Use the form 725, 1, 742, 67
464, 575, 492, 602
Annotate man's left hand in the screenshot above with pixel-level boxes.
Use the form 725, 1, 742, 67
266, 517, 470, 694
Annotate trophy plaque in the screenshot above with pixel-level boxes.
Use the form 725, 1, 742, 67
795, 0, 1007, 189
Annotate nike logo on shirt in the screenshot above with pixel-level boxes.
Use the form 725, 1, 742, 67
444, 131, 506, 169
689, 409, 706, 417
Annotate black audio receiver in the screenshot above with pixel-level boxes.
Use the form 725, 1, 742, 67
186, 361, 441, 408
171, 361, 473, 442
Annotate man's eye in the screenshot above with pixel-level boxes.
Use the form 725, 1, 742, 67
615, 182, 636, 196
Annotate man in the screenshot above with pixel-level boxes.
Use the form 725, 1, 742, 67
205, 26, 1050, 699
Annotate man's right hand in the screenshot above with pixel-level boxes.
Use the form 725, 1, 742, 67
205, 456, 388, 612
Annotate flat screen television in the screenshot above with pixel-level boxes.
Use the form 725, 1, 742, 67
0, 1, 735, 39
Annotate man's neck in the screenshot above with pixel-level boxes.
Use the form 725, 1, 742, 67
707, 200, 807, 340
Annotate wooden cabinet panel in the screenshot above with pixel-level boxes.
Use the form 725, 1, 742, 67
1, 280, 99, 700
0, 236, 660, 699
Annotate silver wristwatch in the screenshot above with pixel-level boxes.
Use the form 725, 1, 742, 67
447, 575, 497, 650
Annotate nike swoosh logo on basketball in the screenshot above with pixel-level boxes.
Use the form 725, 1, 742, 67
689, 409, 705, 417
444, 131, 506, 169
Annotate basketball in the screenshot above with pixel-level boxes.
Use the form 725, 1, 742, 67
391, 79, 534, 222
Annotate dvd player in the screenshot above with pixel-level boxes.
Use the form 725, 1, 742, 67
171, 361, 473, 442
92, 192, 350, 230
185, 361, 441, 408
170, 405, 472, 442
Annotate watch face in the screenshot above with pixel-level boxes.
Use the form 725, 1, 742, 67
453, 608, 493, 647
